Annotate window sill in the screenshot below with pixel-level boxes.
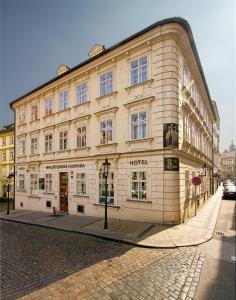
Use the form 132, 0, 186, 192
28, 195, 40, 199
125, 79, 154, 93
43, 113, 55, 119
126, 138, 153, 145
43, 151, 55, 155
95, 91, 118, 101
93, 203, 120, 209
56, 108, 71, 114
43, 192, 54, 194
73, 147, 91, 151
58, 149, 71, 153
30, 153, 40, 157
96, 142, 118, 148
17, 190, 27, 193
127, 198, 151, 203
73, 101, 90, 108
29, 119, 40, 124
73, 194, 89, 198
123, 96, 154, 109
17, 155, 27, 158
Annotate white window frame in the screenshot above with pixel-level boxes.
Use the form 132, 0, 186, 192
131, 55, 148, 86
131, 171, 147, 201
59, 130, 68, 151
31, 103, 39, 121
18, 174, 25, 191
19, 109, 26, 124
100, 120, 113, 144
30, 173, 38, 196
183, 62, 190, 88
45, 97, 53, 116
9, 136, 14, 145
76, 173, 86, 195
76, 82, 88, 104
77, 126, 87, 148
59, 90, 69, 111
10, 151, 14, 161
45, 134, 53, 153
31, 137, 38, 154
45, 174, 53, 193
100, 71, 113, 96
19, 138, 26, 156
130, 111, 148, 140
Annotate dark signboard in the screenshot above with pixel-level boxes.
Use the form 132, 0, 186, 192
163, 123, 178, 149
39, 178, 45, 190
164, 158, 179, 171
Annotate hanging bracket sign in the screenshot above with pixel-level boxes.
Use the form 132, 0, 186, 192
192, 176, 201, 186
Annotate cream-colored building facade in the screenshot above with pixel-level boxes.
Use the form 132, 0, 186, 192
0, 124, 14, 199
11, 18, 219, 224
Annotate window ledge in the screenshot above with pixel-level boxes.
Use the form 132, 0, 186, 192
73, 194, 89, 198
58, 149, 71, 153
126, 138, 153, 145
17, 155, 27, 158
17, 190, 27, 193
126, 198, 151, 203
43, 151, 55, 156
43, 113, 55, 119
73, 147, 91, 151
43, 192, 54, 194
123, 96, 154, 109
56, 107, 71, 114
28, 195, 40, 199
125, 79, 154, 93
95, 91, 118, 101
73, 101, 90, 108
30, 153, 40, 157
93, 203, 120, 209
96, 142, 118, 148
29, 119, 40, 124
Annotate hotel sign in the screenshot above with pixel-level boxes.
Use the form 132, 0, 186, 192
46, 163, 85, 169
129, 160, 148, 165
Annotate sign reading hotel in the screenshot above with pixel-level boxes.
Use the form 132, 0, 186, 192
163, 123, 178, 149
129, 160, 148, 165
46, 163, 85, 169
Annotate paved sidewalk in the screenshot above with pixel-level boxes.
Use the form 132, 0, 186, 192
0, 187, 223, 248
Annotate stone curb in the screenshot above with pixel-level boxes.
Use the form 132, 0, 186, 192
0, 189, 223, 249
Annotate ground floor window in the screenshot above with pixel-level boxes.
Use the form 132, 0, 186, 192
45, 174, 53, 193
30, 174, 38, 196
18, 174, 25, 191
76, 173, 86, 195
131, 171, 147, 200
99, 170, 114, 205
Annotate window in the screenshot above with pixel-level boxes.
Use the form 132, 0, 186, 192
183, 62, 190, 87
10, 151, 14, 161
2, 137, 6, 146
59, 131, 68, 151
184, 114, 190, 142
45, 97, 53, 116
100, 120, 113, 144
185, 171, 190, 200
2, 152, 6, 161
19, 139, 26, 156
76, 82, 87, 104
76, 173, 86, 195
100, 71, 113, 96
18, 174, 25, 191
59, 90, 69, 111
2, 168, 6, 177
131, 171, 147, 200
77, 126, 87, 148
30, 174, 38, 196
45, 174, 53, 193
31, 103, 39, 121
190, 82, 195, 101
19, 109, 25, 124
99, 170, 114, 205
9, 136, 14, 145
45, 134, 53, 153
31, 137, 38, 154
131, 112, 147, 140
131, 56, 148, 85
191, 122, 195, 146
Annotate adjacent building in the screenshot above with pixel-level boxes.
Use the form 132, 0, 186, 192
0, 124, 14, 199
220, 141, 236, 181
10, 17, 219, 224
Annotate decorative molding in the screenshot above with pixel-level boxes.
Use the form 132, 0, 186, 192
123, 96, 154, 109
95, 91, 118, 101
95, 142, 118, 148
55, 107, 71, 115
125, 79, 154, 94
126, 199, 152, 203
94, 106, 119, 117
126, 138, 153, 146
43, 113, 55, 119
73, 101, 91, 109
71, 114, 92, 123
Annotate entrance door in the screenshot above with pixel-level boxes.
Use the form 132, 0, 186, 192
59, 172, 68, 212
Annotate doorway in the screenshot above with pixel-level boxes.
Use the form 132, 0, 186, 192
59, 172, 68, 212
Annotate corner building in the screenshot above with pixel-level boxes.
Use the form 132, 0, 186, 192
11, 18, 219, 224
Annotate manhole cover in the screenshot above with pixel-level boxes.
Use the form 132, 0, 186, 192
230, 256, 236, 262
216, 231, 225, 236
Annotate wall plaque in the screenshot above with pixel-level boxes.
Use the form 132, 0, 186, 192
164, 158, 179, 171
163, 123, 178, 149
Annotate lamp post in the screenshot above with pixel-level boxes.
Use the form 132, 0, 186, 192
102, 158, 110, 229
6, 174, 12, 215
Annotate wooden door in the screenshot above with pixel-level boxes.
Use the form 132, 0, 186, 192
59, 172, 68, 212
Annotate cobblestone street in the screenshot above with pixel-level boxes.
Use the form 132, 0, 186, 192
0, 221, 205, 300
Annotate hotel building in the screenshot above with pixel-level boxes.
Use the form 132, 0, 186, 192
10, 18, 220, 224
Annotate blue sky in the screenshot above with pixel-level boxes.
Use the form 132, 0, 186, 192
0, 0, 235, 151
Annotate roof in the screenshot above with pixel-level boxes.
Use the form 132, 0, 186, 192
9, 17, 216, 119
0, 123, 14, 135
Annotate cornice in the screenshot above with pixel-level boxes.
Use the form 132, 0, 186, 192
123, 96, 154, 109
94, 106, 119, 117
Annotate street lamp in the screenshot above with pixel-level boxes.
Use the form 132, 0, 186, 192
6, 174, 13, 215
102, 158, 110, 229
